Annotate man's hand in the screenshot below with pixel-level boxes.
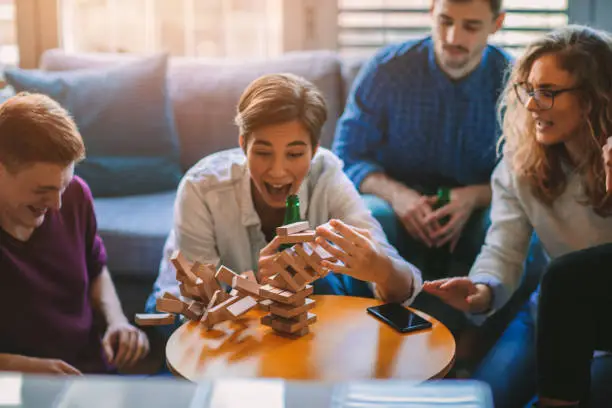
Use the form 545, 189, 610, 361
0, 354, 82, 375
422, 277, 492, 313
314, 219, 390, 284
258, 236, 283, 282
390, 185, 439, 247
423, 186, 480, 251
102, 321, 150, 369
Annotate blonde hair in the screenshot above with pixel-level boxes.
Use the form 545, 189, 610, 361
499, 25, 612, 216
0, 92, 85, 173
235, 73, 327, 148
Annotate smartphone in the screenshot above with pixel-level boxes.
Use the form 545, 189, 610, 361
367, 303, 432, 334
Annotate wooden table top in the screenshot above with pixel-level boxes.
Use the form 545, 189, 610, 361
166, 295, 456, 382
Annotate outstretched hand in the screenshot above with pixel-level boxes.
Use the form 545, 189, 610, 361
423, 277, 492, 313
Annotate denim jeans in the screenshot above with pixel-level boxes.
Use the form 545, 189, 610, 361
472, 300, 612, 408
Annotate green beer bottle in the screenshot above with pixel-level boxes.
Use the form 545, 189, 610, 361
279, 194, 301, 250
426, 187, 452, 279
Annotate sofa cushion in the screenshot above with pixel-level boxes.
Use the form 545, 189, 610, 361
40, 49, 344, 169
4, 54, 183, 197
93, 191, 176, 277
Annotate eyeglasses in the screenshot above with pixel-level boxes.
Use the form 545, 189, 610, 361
514, 82, 580, 110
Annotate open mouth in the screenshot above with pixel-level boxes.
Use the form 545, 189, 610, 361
536, 119, 554, 132
264, 182, 292, 202
27, 206, 47, 217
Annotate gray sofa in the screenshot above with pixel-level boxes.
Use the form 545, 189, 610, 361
39, 48, 364, 318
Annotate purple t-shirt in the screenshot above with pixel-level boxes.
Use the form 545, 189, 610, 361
0, 176, 113, 373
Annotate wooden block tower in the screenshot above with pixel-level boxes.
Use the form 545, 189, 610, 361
135, 221, 338, 340
258, 221, 335, 338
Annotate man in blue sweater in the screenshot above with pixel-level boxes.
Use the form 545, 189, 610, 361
333, 0, 510, 284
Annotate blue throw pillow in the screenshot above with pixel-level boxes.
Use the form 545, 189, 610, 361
4, 54, 182, 197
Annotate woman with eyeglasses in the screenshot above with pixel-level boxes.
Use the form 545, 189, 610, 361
422, 25, 612, 408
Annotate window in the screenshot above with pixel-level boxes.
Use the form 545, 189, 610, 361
338, 0, 569, 57
60, 0, 283, 58
0, 0, 18, 67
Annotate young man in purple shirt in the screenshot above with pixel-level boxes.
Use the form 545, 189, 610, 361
0, 93, 149, 374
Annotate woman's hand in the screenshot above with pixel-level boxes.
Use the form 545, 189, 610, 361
258, 236, 283, 283
423, 277, 492, 313
314, 219, 389, 283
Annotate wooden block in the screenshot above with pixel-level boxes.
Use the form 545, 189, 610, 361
269, 297, 315, 319
241, 270, 257, 283
257, 299, 274, 311
230, 288, 247, 298
215, 265, 240, 287
156, 297, 185, 314
135, 313, 175, 326
274, 264, 302, 292
276, 221, 310, 236
183, 301, 205, 321
277, 231, 316, 245
226, 296, 258, 317
192, 262, 223, 300
283, 326, 310, 338
295, 243, 335, 277
232, 275, 261, 298
202, 295, 241, 328
261, 312, 316, 333
260, 284, 313, 305
162, 292, 181, 301
178, 282, 202, 301
268, 273, 292, 291
280, 248, 317, 283
170, 250, 198, 284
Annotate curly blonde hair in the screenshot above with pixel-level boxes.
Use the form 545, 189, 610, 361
499, 25, 612, 216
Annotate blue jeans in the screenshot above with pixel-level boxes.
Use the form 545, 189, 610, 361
473, 301, 612, 408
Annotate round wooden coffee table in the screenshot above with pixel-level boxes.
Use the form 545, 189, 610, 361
166, 295, 455, 382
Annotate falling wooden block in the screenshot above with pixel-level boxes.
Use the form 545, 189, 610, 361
201, 295, 241, 328
259, 284, 313, 305
226, 296, 258, 318
135, 313, 175, 326
276, 221, 310, 236
162, 292, 181, 301
295, 243, 334, 277
272, 262, 302, 292
192, 262, 223, 300
269, 297, 315, 319
261, 312, 317, 333
232, 275, 261, 298
277, 231, 316, 245
179, 282, 202, 300
170, 250, 198, 284
156, 297, 185, 314
241, 270, 257, 283
215, 265, 240, 287
280, 247, 317, 283
183, 301, 206, 321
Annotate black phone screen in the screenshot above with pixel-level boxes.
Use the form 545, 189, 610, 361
367, 303, 433, 333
